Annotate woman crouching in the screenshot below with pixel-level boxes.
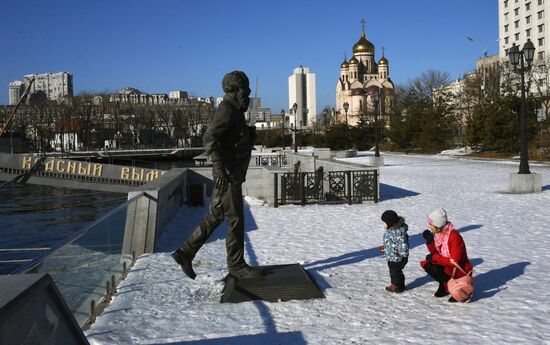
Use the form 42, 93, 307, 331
421, 208, 472, 302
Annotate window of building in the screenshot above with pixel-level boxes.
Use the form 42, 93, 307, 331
359, 100, 363, 110
527, 15, 532, 23
505, 36, 510, 44
538, 51, 545, 59
538, 10, 544, 19
515, 7, 519, 15
527, 28, 532, 37
526, 2, 531, 10
539, 37, 545, 46
515, 33, 520, 40
538, 0, 544, 5
505, 12, 509, 20
539, 23, 545, 32
505, 0, 509, 7
505, 24, 509, 32
515, 20, 520, 28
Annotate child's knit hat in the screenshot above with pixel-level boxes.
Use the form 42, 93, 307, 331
428, 208, 448, 228
381, 210, 399, 228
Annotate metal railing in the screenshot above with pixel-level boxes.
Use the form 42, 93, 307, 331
274, 169, 378, 206
11, 192, 150, 330
254, 154, 288, 167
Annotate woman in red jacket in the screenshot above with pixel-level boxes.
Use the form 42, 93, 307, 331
420, 208, 472, 302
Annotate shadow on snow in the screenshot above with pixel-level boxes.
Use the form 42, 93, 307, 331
143, 331, 307, 345
471, 261, 530, 301
379, 183, 421, 201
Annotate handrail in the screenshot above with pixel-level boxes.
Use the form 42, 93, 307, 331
0, 247, 51, 252
0, 174, 23, 189
11, 191, 152, 274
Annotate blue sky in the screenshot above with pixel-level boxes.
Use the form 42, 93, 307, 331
1, 0, 498, 114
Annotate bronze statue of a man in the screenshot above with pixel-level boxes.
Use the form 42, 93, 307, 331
172, 71, 262, 279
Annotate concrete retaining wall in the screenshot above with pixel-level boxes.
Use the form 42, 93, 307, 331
122, 168, 187, 257
186, 166, 266, 200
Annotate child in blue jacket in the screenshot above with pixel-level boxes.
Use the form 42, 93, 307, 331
381, 210, 409, 293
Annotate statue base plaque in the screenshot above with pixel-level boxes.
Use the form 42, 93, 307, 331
221, 264, 325, 303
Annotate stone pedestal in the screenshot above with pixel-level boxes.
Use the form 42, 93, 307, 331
221, 264, 325, 303
509, 173, 542, 193
370, 156, 385, 166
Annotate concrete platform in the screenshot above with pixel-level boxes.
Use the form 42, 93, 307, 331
509, 172, 542, 193
221, 264, 325, 303
369, 156, 385, 166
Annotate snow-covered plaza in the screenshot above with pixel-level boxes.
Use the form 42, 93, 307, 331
86, 152, 550, 345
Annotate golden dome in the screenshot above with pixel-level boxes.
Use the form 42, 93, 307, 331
379, 56, 388, 65
353, 31, 374, 54
341, 58, 349, 68
349, 56, 359, 65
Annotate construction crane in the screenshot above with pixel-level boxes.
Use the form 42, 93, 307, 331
249, 76, 259, 125
0, 78, 35, 138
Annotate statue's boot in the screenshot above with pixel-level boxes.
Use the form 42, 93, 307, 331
174, 211, 222, 280
172, 248, 196, 280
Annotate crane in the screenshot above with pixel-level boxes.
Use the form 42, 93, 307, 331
249, 76, 259, 125
0, 78, 35, 137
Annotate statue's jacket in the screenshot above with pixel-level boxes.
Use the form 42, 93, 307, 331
203, 97, 256, 184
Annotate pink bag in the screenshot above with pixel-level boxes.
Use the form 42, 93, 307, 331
448, 259, 474, 302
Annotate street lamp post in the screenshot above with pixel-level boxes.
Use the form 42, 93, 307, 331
342, 102, 350, 150
292, 102, 298, 152
509, 40, 535, 174
371, 90, 381, 158
343, 102, 349, 127
508, 39, 542, 193
281, 109, 286, 151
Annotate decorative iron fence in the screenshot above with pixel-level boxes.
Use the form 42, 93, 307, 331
274, 169, 378, 206
255, 154, 287, 167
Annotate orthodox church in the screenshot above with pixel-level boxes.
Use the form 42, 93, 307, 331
336, 21, 394, 127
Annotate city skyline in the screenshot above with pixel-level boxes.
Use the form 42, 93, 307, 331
1, 0, 498, 115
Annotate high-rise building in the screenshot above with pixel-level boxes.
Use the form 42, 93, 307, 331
288, 66, 316, 128
244, 97, 272, 123
169, 90, 188, 100
336, 21, 394, 127
23, 72, 73, 101
8, 81, 24, 105
499, 0, 549, 60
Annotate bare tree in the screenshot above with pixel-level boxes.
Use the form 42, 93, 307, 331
411, 69, 451, 101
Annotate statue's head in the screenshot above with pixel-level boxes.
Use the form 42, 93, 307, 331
222, 71, 250, 110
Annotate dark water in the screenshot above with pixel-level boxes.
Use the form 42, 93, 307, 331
0, 184, 126, 274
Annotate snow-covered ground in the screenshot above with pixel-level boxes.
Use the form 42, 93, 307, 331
86, 153, 550, 345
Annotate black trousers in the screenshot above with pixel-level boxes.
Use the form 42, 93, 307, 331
180, 182, 246, 271
423, 262, 450, 283
388, 257, 408, 288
